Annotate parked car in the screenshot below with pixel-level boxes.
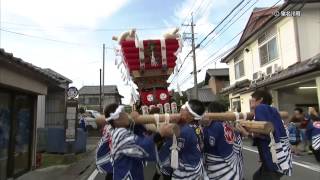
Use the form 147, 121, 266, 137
83, 110, 101, 130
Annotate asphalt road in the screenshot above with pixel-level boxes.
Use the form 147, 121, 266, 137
90, 145, 320, 180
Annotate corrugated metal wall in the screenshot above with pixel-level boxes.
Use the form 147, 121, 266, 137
45, 92, 66, 128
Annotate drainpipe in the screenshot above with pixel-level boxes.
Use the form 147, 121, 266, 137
293, 16, 301, 62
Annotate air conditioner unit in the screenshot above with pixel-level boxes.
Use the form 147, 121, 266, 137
253, 71, 263, 80
264, 74, 271, 80
266, 66, 272, 75
253, 72, 258, 80
274, 64, 283, 73
261, 72, 267, 79
251, 79, 257, 85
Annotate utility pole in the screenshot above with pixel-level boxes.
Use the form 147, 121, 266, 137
183, 13, 198, 99
99, 69, 102, 113
102, 44, 105, 104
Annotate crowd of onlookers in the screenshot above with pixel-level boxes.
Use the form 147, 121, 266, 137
288, 106, 320, 162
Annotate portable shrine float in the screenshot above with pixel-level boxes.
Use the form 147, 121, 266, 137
113, 28, 182, 113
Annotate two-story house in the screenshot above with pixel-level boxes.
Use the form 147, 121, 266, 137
186, 68, 229, 107
79, 85, 123, 111
205, 68, 230, 94
221, 0, 320, 113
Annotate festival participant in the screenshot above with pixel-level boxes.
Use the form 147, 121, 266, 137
249, 90, 292, 180
96, 121, 113, 180
202, 101, 244, 180
289, 108, 308, 156
306, 107, 320, 162
146, 107, 165, 180
104, 103, 155, 180
155, 100, 205, 180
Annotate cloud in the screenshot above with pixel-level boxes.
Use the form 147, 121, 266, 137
4, 0, 129, 42
3, 0, 132, 103
5, 0, 128, 28
169, 0, 234, 92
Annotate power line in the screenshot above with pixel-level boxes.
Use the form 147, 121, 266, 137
199, 31, 243, 70
1, 21, 178, 32
0, 28, 114, 49
169, 0, 246, 85
197, 0, 283, 71
179, 0, 198, 33
193, 0, 214, 42
192, 0, 207, 21
200, 0, 255, 50
169, 1, 206, 85
187, 0, 295, 84
194, 0, 213, 21
195, 0, 245, 49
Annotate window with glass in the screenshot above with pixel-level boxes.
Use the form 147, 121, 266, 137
234, 53, 245, 80
0, 90, 34, 180
88, 97, 99, 105
13, 95, 32, 175
232, 99, 241, 112
258, 28, 279, 66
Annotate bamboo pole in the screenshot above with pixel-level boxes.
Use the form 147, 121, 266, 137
238, 121, 274, 135
144, 120, 274, 135
133, 111, 288, 124
97, 111, 288, 135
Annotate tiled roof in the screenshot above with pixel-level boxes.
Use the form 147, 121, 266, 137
220, 79, 251, 95
186, 87, 217, 103
42, 68, 72, 83
205, 68, 229, 85
238, 7, 280, 45
0, 48, 65, 84
222, 0, 320, 63
221, 4, 287, 63
206, 68, 229, 77
79, 85, 123, 97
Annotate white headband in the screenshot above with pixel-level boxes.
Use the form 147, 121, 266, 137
105, 105, 125, 122
184, 102, 204, 120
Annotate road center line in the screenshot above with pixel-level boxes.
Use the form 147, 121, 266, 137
87, 169, 99, 180
243, 146, 320, 173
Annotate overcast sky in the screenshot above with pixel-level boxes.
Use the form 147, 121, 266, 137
2, 0, 282, 104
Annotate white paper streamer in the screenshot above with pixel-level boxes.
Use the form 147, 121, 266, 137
160, 39, 167, 68
135, 34, 139, 48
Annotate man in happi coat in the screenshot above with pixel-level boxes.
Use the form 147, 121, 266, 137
249, 90, 292, 180
202, 101, 244, 180
103, 103, 155, 180
155, 100, 205, 180
306, 107, 320, 162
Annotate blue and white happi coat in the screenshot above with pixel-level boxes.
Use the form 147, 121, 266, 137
110, 126, 155, 180
96, 124, 113, 174
203, 122, 244, 180
254, 104, 292, 176
158, 123, 203, 180
307, 121, 320, 150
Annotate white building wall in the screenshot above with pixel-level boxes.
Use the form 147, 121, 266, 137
277, 17, 298, 69
229, 17, 299, 85
297, 6, 320, 61
227, 61, 235, 84
240, 92, 252, 113
249, 41, 259, 79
